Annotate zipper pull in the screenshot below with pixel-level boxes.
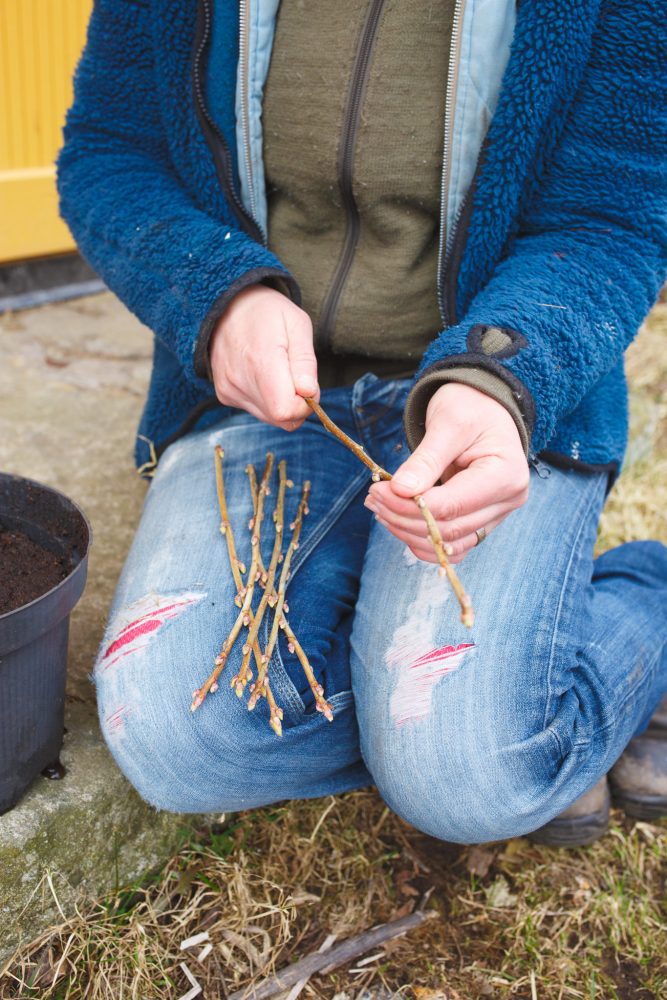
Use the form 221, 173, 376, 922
529, 454, 551, 479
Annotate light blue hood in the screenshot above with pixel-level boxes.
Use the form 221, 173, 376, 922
233, 0, 516, 243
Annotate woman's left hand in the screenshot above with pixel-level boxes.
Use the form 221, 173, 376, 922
364, 382, 530, 563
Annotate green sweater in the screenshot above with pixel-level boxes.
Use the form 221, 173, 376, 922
262, 0, 528, 452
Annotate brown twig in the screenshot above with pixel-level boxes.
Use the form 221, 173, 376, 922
214, 446, 247, 602
246, 464, 268, 585
283, 626, 333, 721
229, 455, 274, 694
305, 398, 390, 483
415, 496, 474, 628
250, 481, 311, 709
248, 467, 331, 723
191, 454, 274, 711
226, 908, 438, 1000
236, 460, 288, 700
305, 397, 474, 628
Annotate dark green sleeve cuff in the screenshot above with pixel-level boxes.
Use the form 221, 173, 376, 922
404, 365, 531, 456
193, 267, 301, 381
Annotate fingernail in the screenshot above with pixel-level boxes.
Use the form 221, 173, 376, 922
364, 497, 378, 512
393, 472, 419, 492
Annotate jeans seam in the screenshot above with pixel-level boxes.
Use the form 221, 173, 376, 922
270, 467, 371, 719
542, 476, 607, 733
288, 466, 371, 582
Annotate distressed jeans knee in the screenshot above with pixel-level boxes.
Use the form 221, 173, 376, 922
351, 464, 667, 844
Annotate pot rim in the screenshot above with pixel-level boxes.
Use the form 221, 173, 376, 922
0, 471, 93, 622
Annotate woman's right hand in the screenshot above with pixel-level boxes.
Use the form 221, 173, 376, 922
209, 284, 320, 430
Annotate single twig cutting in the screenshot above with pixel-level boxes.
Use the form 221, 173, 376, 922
305, 397, 474, 628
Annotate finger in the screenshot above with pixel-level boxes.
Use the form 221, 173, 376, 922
374, 512, 504, 564
373, 517, 440, 565
285, 314, 319, 400
366, 497, 513, 542
443, 514, 505, 561
420, 459, 528, 522
254, 348, 311, 426
390, 421, 464, 497
372, 515, 451, 559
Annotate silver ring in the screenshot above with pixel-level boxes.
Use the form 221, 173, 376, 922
475, 526, 488, 546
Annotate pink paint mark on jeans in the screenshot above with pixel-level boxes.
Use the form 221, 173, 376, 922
390, 643, 475, 727
97, 591, 205, 671
104, 704, 131, 737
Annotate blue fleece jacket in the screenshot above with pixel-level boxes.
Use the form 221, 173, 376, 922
57, 0, 667, 479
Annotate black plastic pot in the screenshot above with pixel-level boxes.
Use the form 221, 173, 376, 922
0, 473, 91, 814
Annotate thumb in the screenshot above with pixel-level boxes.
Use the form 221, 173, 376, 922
286, 317, 319, 399
391, 424, 456, 497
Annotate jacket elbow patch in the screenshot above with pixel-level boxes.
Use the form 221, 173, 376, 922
467, 324, 529, 360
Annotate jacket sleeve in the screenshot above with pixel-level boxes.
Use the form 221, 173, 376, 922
57, 0, 297, 389
404, 0, 667, 455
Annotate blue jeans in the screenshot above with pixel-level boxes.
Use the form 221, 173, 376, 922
94, 375, 667, 843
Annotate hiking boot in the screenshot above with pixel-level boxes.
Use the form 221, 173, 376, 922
527, 777, 610, 847
609, 695, 667, 821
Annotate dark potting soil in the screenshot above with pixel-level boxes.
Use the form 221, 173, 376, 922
0, 527, 71, 614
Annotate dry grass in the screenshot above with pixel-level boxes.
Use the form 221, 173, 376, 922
1, 303, 666, 1000
1, 795, 665, 999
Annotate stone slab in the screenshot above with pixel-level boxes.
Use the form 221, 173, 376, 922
0, 701, 212, 959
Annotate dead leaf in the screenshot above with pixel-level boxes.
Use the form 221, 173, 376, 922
465, 846, 496, 878
485, 876, 517, 909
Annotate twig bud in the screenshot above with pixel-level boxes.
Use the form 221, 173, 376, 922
287, 642, 295, 654
270, 717, 283, 737
219, 524, 227, 535
210, 682, 219, 693
371, 472, 380, 482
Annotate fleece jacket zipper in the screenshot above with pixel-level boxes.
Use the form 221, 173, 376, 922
192, 0, 265, 246
316, 0, 387, 351
436, 0, 466, 327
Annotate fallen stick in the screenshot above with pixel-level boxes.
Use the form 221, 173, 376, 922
227, 908, 438, 1000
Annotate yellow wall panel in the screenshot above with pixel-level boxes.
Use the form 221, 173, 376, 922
0, 0, 92, 262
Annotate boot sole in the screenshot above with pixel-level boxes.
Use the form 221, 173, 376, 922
526, 810, 609, 848
611, 791, 667, 822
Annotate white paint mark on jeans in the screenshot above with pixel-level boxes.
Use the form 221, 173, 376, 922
385, 568, 474, 726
